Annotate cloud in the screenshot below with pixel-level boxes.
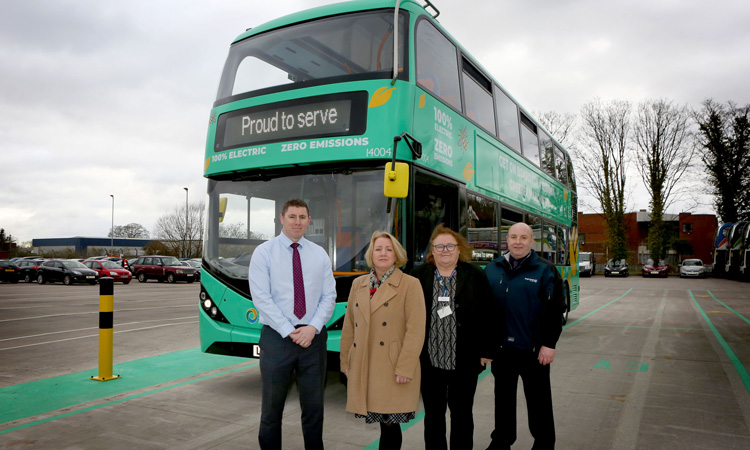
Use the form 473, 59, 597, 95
1, 0, 748, 244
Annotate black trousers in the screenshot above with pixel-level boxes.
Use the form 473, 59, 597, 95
489, 348, 555, 450
421, 364, 479, 450
258, 325, 327, 450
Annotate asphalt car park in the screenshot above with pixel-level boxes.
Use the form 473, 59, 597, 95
2, 276, 750, 449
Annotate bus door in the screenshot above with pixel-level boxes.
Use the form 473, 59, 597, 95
412, 171, 460, 266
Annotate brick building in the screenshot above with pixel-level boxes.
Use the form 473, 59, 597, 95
578, 211, 718, 269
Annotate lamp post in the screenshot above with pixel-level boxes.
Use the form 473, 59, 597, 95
110, 195, 114, 254
184, 187, 189, 258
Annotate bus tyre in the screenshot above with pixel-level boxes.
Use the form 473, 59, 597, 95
137, 272, 147, 283
37, 274, 45, 284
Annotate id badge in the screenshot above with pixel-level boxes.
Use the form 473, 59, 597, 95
437, 305, 453, 319
438, 296, 450, 302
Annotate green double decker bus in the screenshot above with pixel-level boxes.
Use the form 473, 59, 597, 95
199, 0, 580, 360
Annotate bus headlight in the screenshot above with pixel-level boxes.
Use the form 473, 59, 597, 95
199, 287, 229, 323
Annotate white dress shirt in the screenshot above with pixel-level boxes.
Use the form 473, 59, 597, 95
248, 232, 337, 338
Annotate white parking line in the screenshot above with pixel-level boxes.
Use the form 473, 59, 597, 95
0, 321, 198, 351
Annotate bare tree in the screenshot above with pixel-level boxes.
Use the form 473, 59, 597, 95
153, 201, 205, 258
108, 223, 150, 239
574, 98, 631, 260
535, 110, 577, 148
694, 99, 750, 223
633, 99, 693, 261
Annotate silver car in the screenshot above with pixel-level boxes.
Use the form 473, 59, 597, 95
679, 259, 705, 278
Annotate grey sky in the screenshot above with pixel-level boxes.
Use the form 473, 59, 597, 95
1, 0, 748, 244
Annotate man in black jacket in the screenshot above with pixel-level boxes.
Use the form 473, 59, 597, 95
484, 222, 566, 450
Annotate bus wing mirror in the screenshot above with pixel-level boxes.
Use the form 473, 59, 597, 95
218, 197, 228, 223
384, 162, 409, 198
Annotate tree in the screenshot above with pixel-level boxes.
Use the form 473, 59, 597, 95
672, 239, 694, 259
153, 201, 205, 258
108, 223, 150, 239
633, 99, 693, 261
144, 240, 170, 255
694, 100, 750, 223
574, 98, 631, 260
0, 228, 15, 251
535, 110, 577, 148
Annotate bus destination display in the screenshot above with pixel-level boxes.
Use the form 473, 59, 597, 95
216, 93, 367, 151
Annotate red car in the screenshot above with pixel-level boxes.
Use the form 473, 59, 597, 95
83, 259, 133, 284
642, 259, 669, 278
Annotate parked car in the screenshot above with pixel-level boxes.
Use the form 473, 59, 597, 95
180, 260, 201, 281
579, 252, 596, 277
604, 259, 629, 277
17, 259, 45, 283
37, 259, 99, 285
0, 260, 21, 283
642, 259, 669, 278
130, 256, 197, 283
679, 259, 706, 278
83, 260, 133, 284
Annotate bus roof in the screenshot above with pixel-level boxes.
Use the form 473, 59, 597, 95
228, 0, 572, 161
233, 0, 425, 43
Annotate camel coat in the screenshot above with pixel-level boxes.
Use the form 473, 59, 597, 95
339, 268, 426, 416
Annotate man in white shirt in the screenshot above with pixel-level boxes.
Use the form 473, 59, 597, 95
249, 199, 336, 450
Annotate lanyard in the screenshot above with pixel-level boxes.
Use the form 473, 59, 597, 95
435, 267, 457, 297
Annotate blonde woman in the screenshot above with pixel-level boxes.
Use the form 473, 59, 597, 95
340, 231, 426, 450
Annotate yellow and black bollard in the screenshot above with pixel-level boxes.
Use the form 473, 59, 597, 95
91, 277, 120, 381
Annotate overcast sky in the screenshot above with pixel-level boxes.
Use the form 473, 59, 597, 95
2, 0, 748, 245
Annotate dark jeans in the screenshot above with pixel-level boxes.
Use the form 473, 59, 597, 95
258, 325, 327, 450
489, 348, 555, 450
421, 364, 479, 450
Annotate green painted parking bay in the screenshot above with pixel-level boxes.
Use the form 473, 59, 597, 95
0, 348, 253, 426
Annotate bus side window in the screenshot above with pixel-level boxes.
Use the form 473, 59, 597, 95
494, 86, 522, 154
558, 225, 568, 265
462, 59, 496, 135
520, 112, 541, 167
554, 146, 570, 186
500, 207, 524, 254
417, 73, 440, 95
541, 223, 556, 262
416, 20, 462, 111
525, 215, 543, 254
467, 194, 498, 262
540, 131, 556, 178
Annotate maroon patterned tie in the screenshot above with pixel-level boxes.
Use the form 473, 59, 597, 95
291, 243, 306, 319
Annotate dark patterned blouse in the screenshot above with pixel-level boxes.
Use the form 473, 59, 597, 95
428, 267, 457, 370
